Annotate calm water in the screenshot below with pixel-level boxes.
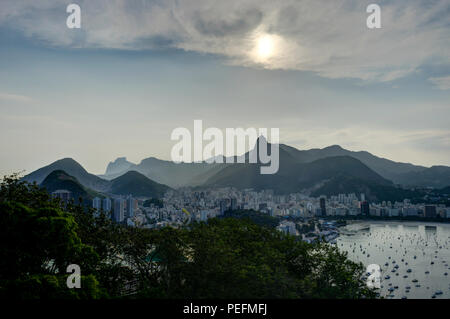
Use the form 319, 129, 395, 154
336, 221, 450, 299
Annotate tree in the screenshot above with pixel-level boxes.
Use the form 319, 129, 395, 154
0, 175, 104, 298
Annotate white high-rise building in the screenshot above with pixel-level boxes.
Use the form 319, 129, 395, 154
102, 197, 112, 212
113, 198, 125, 222
127, 195, 134, 218
92, 197, 101, 211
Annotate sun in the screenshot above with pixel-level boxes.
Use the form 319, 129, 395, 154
256, 34, 275, 60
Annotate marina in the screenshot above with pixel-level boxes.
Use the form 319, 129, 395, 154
337, 221, 450, 299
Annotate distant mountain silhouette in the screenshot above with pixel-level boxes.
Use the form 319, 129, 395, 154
279, 144, 425, 183
23, 158, 110, 192
105, 157, 136, 176
24, 159, 172, 198
203, 145, 393, 196
40, 170, 101, 202
102, 156, 224, 188
25, 140, 450, 197
109, 170, 171, 198
99, 141, 444, 189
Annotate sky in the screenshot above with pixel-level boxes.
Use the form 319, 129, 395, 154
0, 0, 449, 176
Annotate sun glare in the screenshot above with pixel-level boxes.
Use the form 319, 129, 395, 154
256, 35, 275, 60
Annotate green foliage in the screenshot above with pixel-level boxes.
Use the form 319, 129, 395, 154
110, 171, 170, 197
311, 175, 419, 202
0, 174, 103, 299
222, 209, 279, 229
40, 169, 103, 202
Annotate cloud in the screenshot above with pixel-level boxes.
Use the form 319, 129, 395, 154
1, 0, 449, 81
428, 76, 450, 90
0, 92, 32, 103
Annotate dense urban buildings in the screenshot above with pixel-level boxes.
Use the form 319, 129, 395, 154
90, 188, 450, 237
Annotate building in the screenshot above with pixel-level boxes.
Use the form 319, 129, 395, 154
277, 221, 297, 236
319, 197, 326, 216
200, 210, 208, 222
425, 205, 437, 218
219, 199, 228, 214
230, 197, 238, 211
92, 197, 101, 211
126, 195, 134, 218
102, 197, 112, 212
52, 190, 72, 203
360, 201, 370, 216
113, 198, 125, 222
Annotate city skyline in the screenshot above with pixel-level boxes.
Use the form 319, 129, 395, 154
0, 0, 449, 176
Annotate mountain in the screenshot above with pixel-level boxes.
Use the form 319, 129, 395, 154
199, 137, 418, 201
436, 185, 450, 195
100, 142, 441, 189
40, 170, 101, 202
109, 170, 171, 198
26, 140, 449, 197
203, 138, 392, 195
311, 175, 418, 202
394, 166, 450, 188
101, 156, 224, 188
23, 158, 110, 192
279, 144, 425, 183
104, 157, 136, 176
23, 159, 173, 198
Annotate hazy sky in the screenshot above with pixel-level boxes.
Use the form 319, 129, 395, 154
0, 0, 449, 176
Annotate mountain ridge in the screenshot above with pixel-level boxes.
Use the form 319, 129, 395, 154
23, 142, 450, 195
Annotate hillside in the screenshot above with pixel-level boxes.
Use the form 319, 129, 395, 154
23, 158, 109, 192
279, 144, 425, 182
394, 166, 450, 188
203, 144, 392, 195
40, 170, 102, 202
311, 175, 418, 202
109, 170, 171, 198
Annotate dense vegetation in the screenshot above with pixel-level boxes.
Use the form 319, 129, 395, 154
221, 209, 279, 229
311, 175, 419, 202
109, 170, 171, 198
40, 170, 103, 203
0, 174, 375, 299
